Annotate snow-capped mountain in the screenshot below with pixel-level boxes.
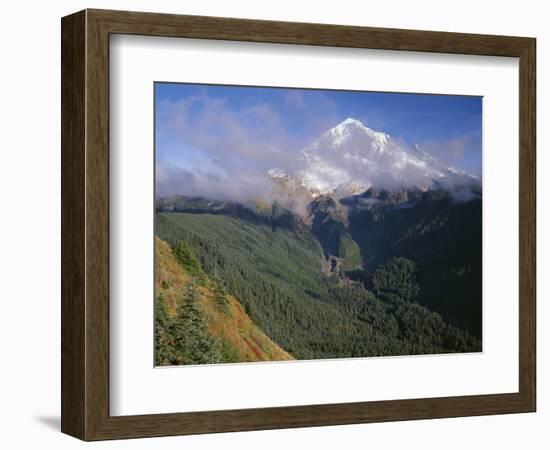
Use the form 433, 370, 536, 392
270, 118, 479, 198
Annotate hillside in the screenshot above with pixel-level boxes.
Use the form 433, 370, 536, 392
156, 208, 481, 360
347, 189, 482, 336
155, 237, 292, 365
315, 188, 483, 337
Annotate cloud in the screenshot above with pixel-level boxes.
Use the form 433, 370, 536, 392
451, 188, 481, 204
420, 136, 468, 160
156, 163, 314, 217
157, 94, 298, 174
156, 90, 343, 211
284, 90, 306, 109
156, 164, 275, 203
156, 93, 309, 209
156, 88, 481, 209
417, 132, 482, 176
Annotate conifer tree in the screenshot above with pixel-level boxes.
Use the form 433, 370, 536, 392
211, 270, 229, 312
155, 293, 176, 365
171, 279, 222, 364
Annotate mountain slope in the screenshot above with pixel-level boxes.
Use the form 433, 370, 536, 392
345, 189, 482, 336
156, 208, 481, 359
308, 194, 361, 272
155, 237, 293, 364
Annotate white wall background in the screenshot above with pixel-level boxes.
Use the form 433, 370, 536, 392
0, 0, 546, 448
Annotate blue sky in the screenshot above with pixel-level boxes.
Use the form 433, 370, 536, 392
155, 82, 482, 197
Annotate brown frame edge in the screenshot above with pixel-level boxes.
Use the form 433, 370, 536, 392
61, 8, 536, 441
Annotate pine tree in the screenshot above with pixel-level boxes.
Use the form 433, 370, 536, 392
155, 293, 176, 365
173, 240, 206, 284
211, 270, 229, 313
171, 279, 222, 364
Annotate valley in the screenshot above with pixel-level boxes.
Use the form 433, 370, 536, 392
155, 187, 481, 364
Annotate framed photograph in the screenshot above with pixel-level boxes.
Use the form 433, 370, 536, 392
61, 9, 536, 440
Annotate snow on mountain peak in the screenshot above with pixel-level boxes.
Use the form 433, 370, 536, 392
268, 168, 289, 179
269, 118, 478, 198
322, 117, 390, 149
338, 117, 364, 128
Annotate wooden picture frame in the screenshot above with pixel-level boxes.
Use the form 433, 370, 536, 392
61, 9, 536, 441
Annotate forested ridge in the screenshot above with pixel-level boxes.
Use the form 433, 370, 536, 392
155, 189, 481, 364
155, 237, 292, 365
